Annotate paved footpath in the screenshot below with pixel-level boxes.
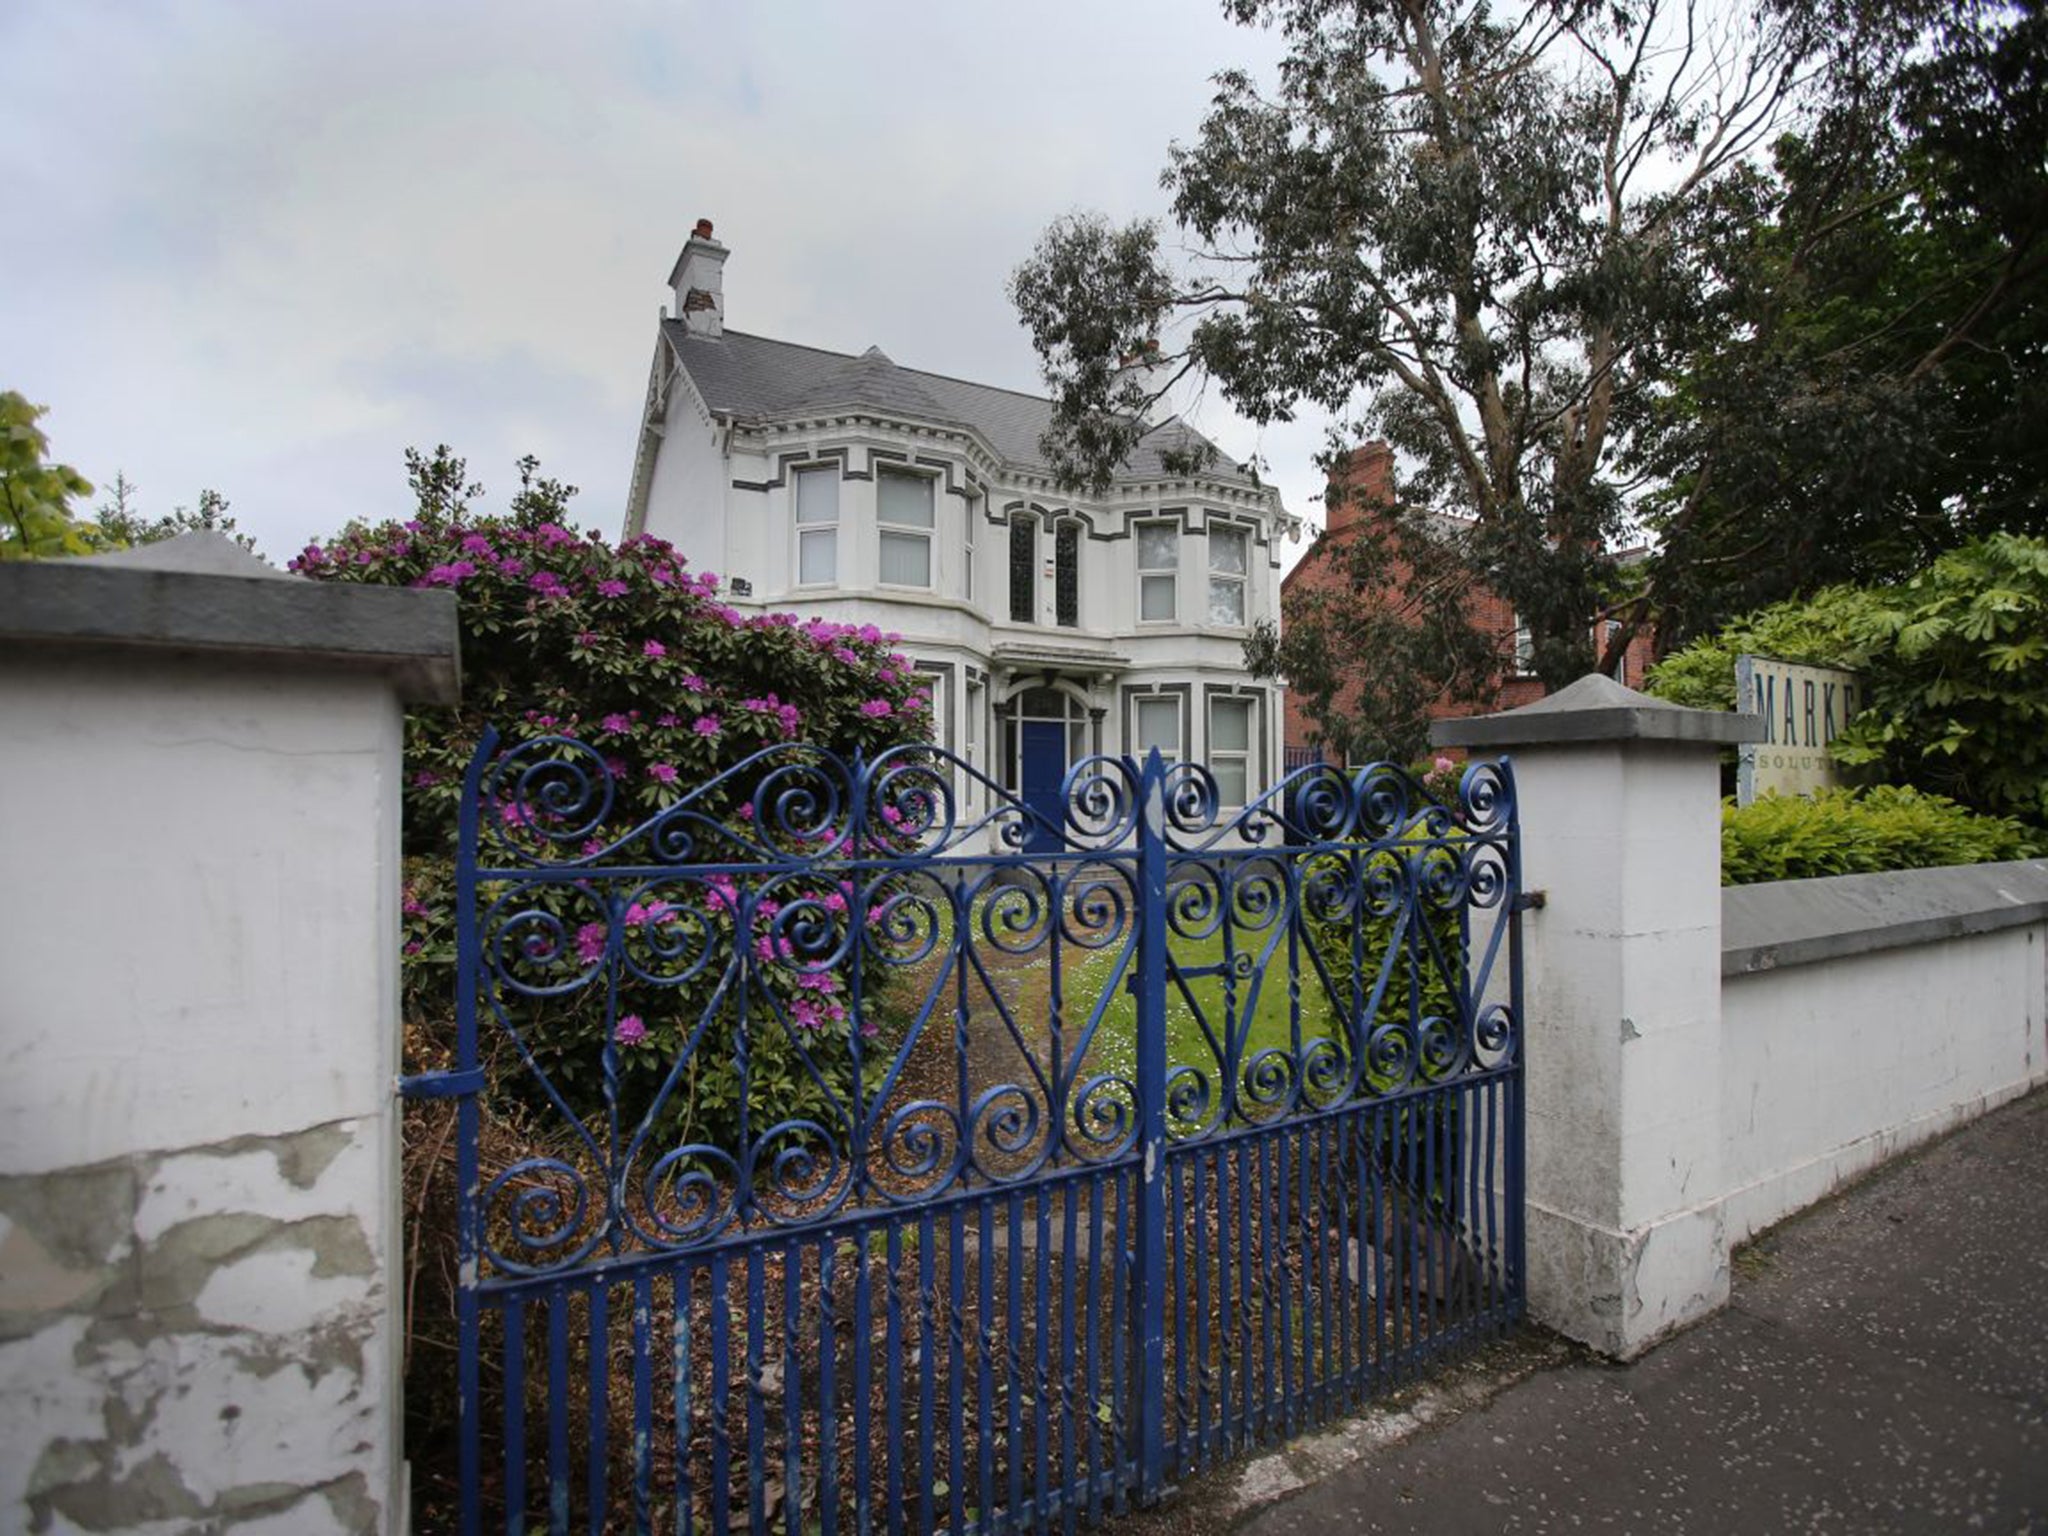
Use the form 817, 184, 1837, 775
1235, 1087, 2048, 1535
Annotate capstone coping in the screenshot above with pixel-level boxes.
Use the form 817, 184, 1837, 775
0, 532, 461, 703
1723, 858, 2048, 975
1431, 671, 1765, 750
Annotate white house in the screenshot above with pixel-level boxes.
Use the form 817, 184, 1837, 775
625, 220, 1301, 844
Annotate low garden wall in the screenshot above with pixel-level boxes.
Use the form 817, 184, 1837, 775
1719, 860, 2048, 1244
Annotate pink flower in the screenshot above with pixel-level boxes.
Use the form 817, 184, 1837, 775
859, 699, 893, 718
643, 639, 666, 658
1433, 755, 1456, 775
681, 675, 707, 692
614, 1014, 648, 1046
575, 923, 607, 964
459, 533, 494, 557
648, 762, 679, 784
596, 579, 630, 598
529, 570, 570, 598
693, 716, 721, 738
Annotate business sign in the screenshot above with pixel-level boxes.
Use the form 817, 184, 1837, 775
1735, 654, 1864, 804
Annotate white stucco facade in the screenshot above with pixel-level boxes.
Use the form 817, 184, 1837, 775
625, 225, 1301, 825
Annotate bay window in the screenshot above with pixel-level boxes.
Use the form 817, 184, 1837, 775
794, 464, 838, 585
1134, 694, 1182, 761
1209, 696, 1253, 805
1009, 514, 1036, 623
878, 470, 934, 588
1208, 524, 1248, 626
1137, 521, 1178, 622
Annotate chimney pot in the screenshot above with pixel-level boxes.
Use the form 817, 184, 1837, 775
694, 217, 714, 239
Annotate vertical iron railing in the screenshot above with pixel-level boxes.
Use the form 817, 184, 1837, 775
406, 738, 1523, 1533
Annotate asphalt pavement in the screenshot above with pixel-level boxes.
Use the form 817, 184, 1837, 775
1231, 1086, 2048, 1535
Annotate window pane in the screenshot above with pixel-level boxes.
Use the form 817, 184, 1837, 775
1213, 757, 1248, 807
796, 466, 838, 524
1135, 697, 1181, 756
879, 531, 930, 586
1055, 523, 1079, 629
1141, 573, 1176, 622
1208, 576, 1245, 626
1211, 699, 1251, 752
1209, 525, 1247, 575
1010, 517, 1036, 623
879, 472, 934, 528
1018, 687, 1065, 717
1137, 523, 1178, 571
799, 527, 836, 584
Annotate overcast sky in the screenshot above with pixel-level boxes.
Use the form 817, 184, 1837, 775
2, 0, 1334, 567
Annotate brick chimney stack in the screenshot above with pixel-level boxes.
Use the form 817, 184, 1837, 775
668, 218, 727, 339
1323, 442, 1394, 538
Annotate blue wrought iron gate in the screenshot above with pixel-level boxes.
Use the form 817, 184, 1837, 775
415, 736, 1524, 1533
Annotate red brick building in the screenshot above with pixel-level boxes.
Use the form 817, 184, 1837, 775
1280, 443, 1656, 762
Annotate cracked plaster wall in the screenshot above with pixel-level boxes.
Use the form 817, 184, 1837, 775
0, 653, 405, 1533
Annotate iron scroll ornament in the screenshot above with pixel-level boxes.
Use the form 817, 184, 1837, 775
455, 731, 1517, 1277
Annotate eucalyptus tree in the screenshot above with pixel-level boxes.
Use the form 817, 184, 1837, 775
1012, 0, 1814, 700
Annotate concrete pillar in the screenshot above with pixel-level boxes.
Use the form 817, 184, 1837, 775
0, 535, 457, 1533
1435, 674, 1762, 1358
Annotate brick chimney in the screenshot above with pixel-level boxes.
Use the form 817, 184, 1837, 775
668, 217, 727, 339
1323, 442, 1394, 538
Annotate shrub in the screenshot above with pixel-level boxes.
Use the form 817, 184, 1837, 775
1720, 785, 2042, 885
1646, 534, 2048, 826
1828, 535, 2048, 825
299, 506, 935, 1147
1642, 584, 1873, 710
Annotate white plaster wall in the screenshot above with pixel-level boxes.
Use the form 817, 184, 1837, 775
0, 649, 404, 1533
1720, 923, 2048, 1244
641, 384, 730, 571
0, 657, 401, 1173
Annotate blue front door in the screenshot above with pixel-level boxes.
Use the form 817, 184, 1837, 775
1020, 719, 1066, 852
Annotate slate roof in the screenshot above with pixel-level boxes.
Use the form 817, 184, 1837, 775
664, 322, 1259, 489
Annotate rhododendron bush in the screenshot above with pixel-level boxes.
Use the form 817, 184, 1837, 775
298, 503, 932, 1145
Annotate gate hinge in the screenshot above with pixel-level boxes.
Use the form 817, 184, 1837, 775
1513, 890, 1547, 912
397, 1068, 485, 1100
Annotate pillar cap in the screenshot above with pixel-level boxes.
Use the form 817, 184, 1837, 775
0, 532, 461, 704
1432, 672, 1764, 750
